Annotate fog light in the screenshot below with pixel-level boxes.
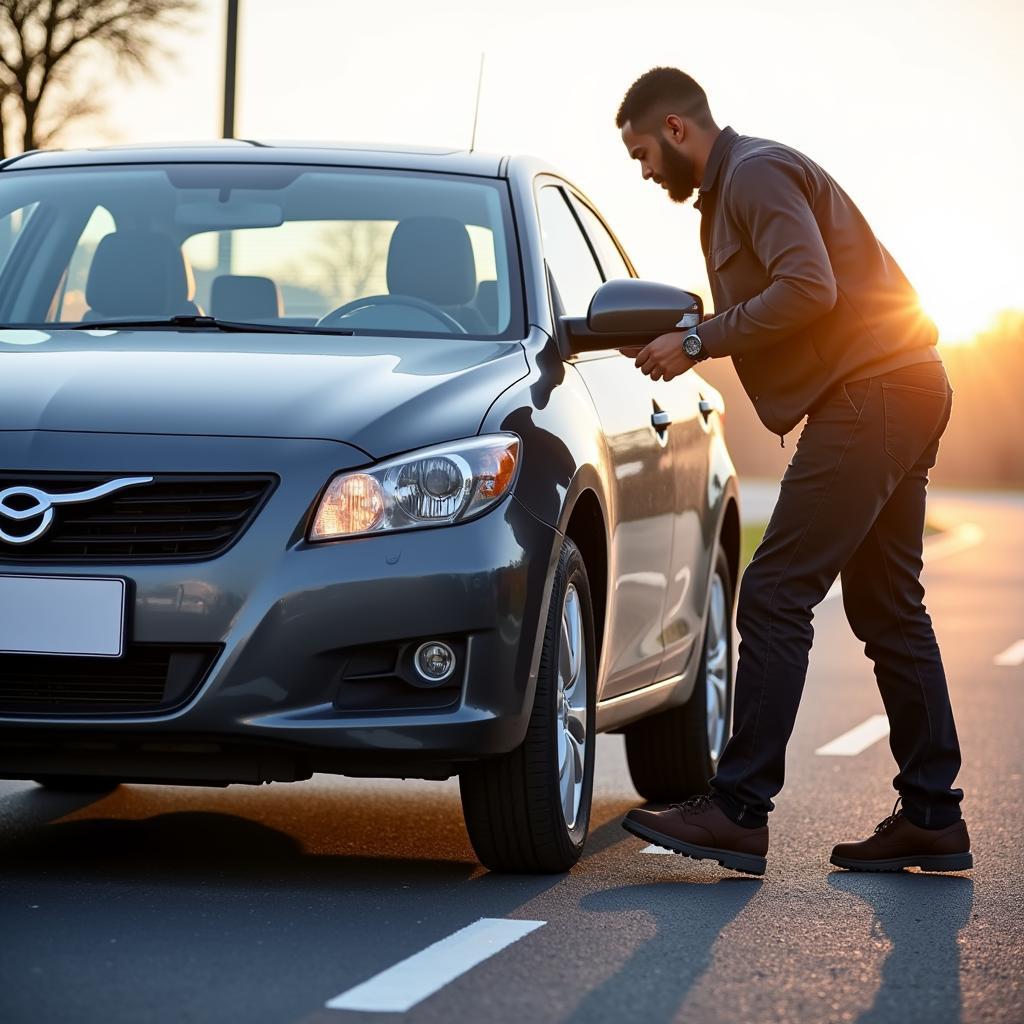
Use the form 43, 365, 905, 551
414, 641, 456, 683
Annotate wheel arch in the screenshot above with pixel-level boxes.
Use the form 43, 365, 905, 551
562, 486, 608, 690
719, 494, 741, 599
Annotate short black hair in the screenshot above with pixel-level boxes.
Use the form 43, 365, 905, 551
615, 67, 714, 132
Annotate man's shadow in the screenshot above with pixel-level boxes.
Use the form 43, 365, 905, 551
563, 873, 762, 1024
828, 870, 974, 1024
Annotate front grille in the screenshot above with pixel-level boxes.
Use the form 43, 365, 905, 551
0, 643, 222, 715
0, 472, 276, 562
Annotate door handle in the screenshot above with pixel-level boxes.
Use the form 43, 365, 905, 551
651, 410, 671, 430
698, 399, 713, 421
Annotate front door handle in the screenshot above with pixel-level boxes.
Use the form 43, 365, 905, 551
651, 410, 671, 431
698, 399, 713, 421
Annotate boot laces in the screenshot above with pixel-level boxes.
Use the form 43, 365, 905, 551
669, 793, 715, 815
873, 796, 904, 835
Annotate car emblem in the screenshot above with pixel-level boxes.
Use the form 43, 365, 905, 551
0, 476, 155, 545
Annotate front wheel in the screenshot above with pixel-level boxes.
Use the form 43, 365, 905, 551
624, 544, 734, 801
459, 536, 597, 873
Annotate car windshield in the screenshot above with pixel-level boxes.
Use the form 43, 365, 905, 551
0, 161, 523, 339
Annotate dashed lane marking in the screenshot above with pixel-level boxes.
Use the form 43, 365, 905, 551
995, 640, 1024, 667
815, 713, 890, 756
325, 917, 546, 1013
820, 521, 985, 603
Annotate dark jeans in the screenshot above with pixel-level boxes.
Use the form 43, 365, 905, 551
709, 359, 964, 829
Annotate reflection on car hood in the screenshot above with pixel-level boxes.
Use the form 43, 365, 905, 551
0, 329, 530, 459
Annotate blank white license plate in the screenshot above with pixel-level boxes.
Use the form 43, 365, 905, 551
0, 574, 126, 657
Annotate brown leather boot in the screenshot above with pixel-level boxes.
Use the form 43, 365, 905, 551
621, 793, 768, 875
830, 798, 973, 872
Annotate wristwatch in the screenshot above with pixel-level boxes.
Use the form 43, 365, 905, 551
680, 326, 709, 362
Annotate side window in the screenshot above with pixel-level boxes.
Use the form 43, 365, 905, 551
0, 203, 40, 275
52, 205, 116, 321
568, 196, 633, 281
536, 185, 602, 317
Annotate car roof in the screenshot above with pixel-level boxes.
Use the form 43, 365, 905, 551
0, 139, 559, 180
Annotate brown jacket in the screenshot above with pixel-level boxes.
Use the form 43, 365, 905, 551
695, 126, 940, 440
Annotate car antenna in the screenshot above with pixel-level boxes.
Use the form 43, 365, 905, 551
469, 52, 485, 152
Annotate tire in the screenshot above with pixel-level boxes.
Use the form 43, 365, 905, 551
459, 535, 597, 873
33, 776, 121, 793
624, 544, 734, 802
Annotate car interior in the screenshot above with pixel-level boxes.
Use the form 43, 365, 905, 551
78, 216, 500, 333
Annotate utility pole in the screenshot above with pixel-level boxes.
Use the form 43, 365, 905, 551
222, 0, 239, 138
218, 0, 240, 277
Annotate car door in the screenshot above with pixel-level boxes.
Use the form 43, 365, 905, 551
567, 190, 711, 684
536, 181, 673, 698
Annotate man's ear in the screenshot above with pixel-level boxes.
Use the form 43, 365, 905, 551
664, 113, 686, 144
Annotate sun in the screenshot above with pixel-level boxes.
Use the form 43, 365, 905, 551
915, 286, 986, 347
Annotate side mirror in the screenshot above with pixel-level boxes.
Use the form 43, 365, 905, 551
556, 278, 704, 358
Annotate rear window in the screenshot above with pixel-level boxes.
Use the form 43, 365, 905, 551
0, 162, 524, 340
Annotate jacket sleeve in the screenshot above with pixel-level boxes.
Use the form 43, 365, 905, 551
698, 154, 839, 358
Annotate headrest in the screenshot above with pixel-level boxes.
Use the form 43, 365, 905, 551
85, 230, 196, 317
386, 216, 477, 306
210, 274, 283, 320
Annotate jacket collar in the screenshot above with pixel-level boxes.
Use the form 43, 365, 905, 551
694, 126, 738, 211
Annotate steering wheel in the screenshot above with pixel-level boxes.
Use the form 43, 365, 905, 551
315, 294, 468, 333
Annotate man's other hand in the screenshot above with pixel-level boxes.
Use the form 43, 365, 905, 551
629, 330, 696, 382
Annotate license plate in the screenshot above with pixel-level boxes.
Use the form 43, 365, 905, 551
0, 574, 126, 657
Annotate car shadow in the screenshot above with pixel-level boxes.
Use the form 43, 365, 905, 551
827, 870, 974, 1024
0, 783, 637, 894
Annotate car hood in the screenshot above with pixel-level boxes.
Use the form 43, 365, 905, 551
0, 330, 530, 459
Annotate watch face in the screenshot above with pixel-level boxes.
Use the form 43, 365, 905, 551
684, 334, 702, 357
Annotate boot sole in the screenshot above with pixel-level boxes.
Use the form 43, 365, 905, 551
622, 818, 767, 876
829, 851, 973, 873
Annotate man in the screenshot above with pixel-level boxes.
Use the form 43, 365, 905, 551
615, 66, 971, 877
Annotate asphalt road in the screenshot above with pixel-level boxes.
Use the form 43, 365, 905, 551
1, 484, 1021, 1024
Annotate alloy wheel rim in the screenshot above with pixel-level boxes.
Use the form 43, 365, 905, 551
556, 583, 588, 830
705, 573, 730, 763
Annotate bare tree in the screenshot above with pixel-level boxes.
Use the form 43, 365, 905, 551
0, 0, 198, 158
279, 221, 395, 310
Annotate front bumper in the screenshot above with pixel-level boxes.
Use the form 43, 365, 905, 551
0, 431, 563, 783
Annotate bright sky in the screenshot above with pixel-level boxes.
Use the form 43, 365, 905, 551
61, 0, 1023, 344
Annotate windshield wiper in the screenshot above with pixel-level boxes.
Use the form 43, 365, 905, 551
57, 315, 356, 336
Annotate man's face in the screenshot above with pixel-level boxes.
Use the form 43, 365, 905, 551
621, 120, 698, 204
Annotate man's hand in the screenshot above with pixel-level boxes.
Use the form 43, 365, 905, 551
620, 330, 696, 382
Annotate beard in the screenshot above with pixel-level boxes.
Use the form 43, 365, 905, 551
658, 138, 698, 204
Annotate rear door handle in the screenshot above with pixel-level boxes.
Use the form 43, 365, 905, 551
651, 410, 671, 430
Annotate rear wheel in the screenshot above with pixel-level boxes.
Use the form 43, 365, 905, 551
459, 536, 597, 873
624, 544, 733, 801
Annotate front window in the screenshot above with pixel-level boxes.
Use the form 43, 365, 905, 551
0, 162, 524, 339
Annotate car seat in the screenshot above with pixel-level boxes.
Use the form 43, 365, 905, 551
84, 229, 203, 320
385, 216, 490, 334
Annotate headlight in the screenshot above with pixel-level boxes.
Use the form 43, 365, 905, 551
309, 432, 521, 541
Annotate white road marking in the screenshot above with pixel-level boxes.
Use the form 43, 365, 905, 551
821, 521, 985, 603
325, 917, 545, 1013
641, 843, 675, 854
815, 714, 891, 756
923, 521, 985, 561
995, 640, 1024, 667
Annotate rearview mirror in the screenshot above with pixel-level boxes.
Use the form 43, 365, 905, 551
174, 200, 285, 230
556, 278, 703, 358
